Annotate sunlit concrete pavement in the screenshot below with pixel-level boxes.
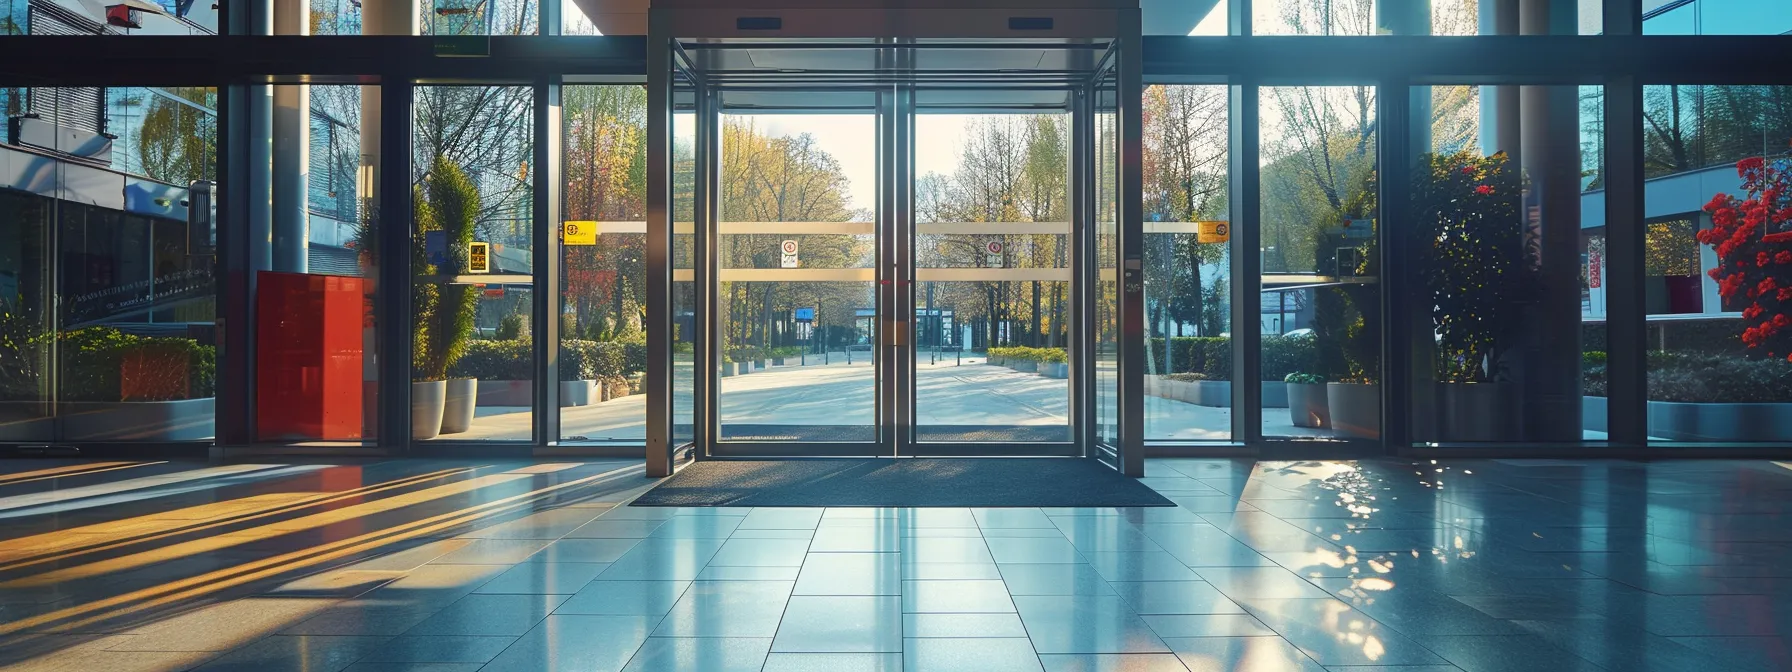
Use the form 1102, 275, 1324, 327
1, 458, 1790, 671
438, 359, 1323, 443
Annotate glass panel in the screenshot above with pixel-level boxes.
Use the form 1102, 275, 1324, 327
5, 0, 215, 34
1407, 84, 1599, 444
0, 87, 220, 442
412, 85, 535, 441
914, 112, 1074, 444
671, 93, 696, 448
255, 84, 381, 443
560, 85, 647, 443
1142, 84, 1232, 442
1096, 71, 1121, 447
564, 0, 642, 34
1140, 0, 1228, 35
1640, 82, 1792, 443
1644, 0, 1791, 36
1251, 0, 1600, 36
717, 113, 877, 442
421, 0, 537, 35
1260, 85, 1379, 440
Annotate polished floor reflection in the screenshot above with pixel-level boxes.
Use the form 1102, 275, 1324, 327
0, 458, 1788, 671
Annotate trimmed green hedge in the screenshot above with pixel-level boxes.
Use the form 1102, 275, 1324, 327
449, 337, 638, 382
989, 346, 1068, 364
59, 327, 216, 402
1144, 335, 1316, 382
1583, 350, 1792, 403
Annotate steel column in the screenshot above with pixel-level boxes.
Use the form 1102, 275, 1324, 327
645, 15, 674, 476
1228, 81, 1262, 447
1377, 81, 1414, 452
1116, 12, 1145, 477
376, 81, 416, 454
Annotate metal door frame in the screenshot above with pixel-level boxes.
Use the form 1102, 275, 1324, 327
646, 6, 1144, 472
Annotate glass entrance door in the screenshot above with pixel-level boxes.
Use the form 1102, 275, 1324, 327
672, 40, 1117, 461
909, 111, 1076, 449
715, 111, 880, 447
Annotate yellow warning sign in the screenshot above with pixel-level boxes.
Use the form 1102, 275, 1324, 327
563, 221, 597, 246
1197, 221, 1230, 244
468, 241, 491, 273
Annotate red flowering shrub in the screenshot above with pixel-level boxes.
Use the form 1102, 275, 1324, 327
1699, 155, 1792, 360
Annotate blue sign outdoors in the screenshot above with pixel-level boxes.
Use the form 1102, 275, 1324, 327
794, 307, 815, 322
425, 230, 447, 268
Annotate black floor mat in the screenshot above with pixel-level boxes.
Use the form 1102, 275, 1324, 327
629, 458, 1175, 508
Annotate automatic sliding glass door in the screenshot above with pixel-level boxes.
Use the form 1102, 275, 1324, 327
910, 111, 1076, 448
713, 110, 881, 449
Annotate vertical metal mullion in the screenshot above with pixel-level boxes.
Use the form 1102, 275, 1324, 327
876, 86, 894, 453
539, 0, 561, 36
698, 82, 721, 457
533, 77, 563, 446
377, 80, 415, 455
1229, 81, 1262, 447
1604, 0, 1646, 451
1377, 79, 1413, 453
645, 14, 673, 476
1116, 16, 1145, 477
1070, 84, 1094, 457
892, 83, 916, 456
1604, 77, 1646, 449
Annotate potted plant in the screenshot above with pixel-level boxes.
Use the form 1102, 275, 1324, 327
412, 157, 482, 437
1040, 349, 1070, 379
1284, 373, 1330, 428
1316, 178, 1382, 439
720, 352, 736, 377
1412, 150, 1527, 441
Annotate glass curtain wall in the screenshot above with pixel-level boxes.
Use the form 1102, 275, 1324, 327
1404, 84, 1603, 444
410, 84, 535, 442
1629, 83, 1792, 443
1142, 84, 1232, 441
559, 84, 649, 444
252, 83, 383, 444
1259, 85, 1381, 441
0, 86, 220, 443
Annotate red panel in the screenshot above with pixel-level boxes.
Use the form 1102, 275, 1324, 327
257, 271, 366, 441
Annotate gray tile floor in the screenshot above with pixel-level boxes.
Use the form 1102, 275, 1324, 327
2, 457, 1791, 671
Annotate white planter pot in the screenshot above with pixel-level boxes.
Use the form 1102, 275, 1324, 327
1286, 383, 1331, 428
560, 380, 596, 407
1041, 362, 1069, 378
440, 378, 478, 434
1011, 359, 1038, 373
1326, 382, 1380, 439
1649, 400, 1792, 441
721, 362, 737, 377
1423, 382, 1521, 442
476, 380, 532, 406
411, 380, 446, 440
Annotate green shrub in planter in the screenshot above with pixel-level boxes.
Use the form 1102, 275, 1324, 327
1647, 355, 1792, 403
1284, 372, 1326, 385
496, 313, 528, 340
562, 339, 628, 380
1165, 373, 1210, 382
771, 346, 804, 359
450, 339, 531, 380
1262, 335, 1319, 381
623, 341, 648, 374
